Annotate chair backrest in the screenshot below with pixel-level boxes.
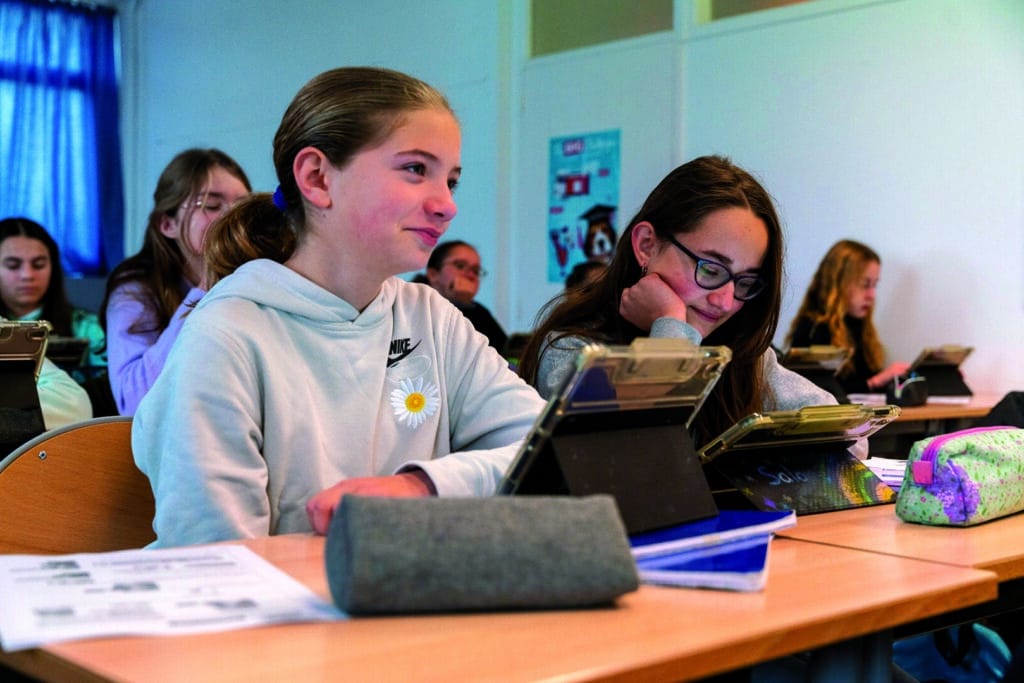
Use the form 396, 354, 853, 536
0, 415, 156, 554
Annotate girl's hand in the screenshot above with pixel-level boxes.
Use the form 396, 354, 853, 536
305, 470, 436, 535
869, 361, 913, 390
619, 273, 688, 331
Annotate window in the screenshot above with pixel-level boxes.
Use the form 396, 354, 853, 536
0, 0, 123, 276
531, 0, 673, 57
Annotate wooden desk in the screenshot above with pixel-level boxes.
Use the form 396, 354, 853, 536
0, 534, 997, 683
779, 503, 1024, 582
893, 393, 1000, 424
869, 393, 1000, 457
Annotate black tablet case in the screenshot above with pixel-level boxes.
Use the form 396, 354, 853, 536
505, 404, 718, 535
0, 359, 46, 456
500, 342, 730, 535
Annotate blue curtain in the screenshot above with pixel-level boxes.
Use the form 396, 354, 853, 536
0, 0, 123, 276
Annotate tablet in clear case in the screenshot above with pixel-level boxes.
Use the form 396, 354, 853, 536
698, 404, 901, 514
1, 321, 50, 454
779, 346, 851, 403
499, 338, 731, 534
779, 345, 849, 372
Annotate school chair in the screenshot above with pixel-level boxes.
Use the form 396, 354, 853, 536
0, 416, 155, 554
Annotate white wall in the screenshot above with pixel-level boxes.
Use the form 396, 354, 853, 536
119, 0, 1024, 396
119, 0, 510, 310
511, 0, 1024, 396
680, 0, 1023, 395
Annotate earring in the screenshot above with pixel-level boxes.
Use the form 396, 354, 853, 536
641, 264, 648, 276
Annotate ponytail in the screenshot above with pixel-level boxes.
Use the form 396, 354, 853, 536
204, 193, 297, 287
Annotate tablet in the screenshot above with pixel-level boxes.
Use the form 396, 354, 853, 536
779, 345, 849, 372
778, 346, 851, 404
499, 338, 732, 534
698, 404, 901, 514
0, 321, 50, 454
907, 345, 974, 396
908, 345, 973, 372
699, 404, 899, 463
0, 320, 50, 381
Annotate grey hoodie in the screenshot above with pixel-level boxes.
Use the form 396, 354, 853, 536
133, 259, 545, 547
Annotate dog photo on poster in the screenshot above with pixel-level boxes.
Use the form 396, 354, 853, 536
547, 129, 620, 283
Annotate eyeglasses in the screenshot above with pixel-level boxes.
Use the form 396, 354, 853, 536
663, 234, 766, 301
443, 259, 487, 278
186, 192, 236, 218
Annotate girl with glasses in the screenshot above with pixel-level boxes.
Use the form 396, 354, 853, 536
132, 67, 545, 547
786, 239, 909, 395
100, 148, 251, 416
518, 155, 853, 452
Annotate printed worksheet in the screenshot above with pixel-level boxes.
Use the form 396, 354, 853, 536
0, 545, 344, 652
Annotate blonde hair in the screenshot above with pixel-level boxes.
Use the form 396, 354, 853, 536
786, 239, 885, 376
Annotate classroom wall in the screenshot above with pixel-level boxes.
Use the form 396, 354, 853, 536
681, 0, 1024, 397
119, 0, 1024, 396
118, 0, 511, 310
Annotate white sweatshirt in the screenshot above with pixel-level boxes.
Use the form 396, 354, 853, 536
133, 260, 546, 547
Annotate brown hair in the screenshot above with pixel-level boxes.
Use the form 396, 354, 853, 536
100, 148, 251, 333
0, 217, 74, 333
204, 67, 454, 286
518, 155, 784, 447
785, 239, 885, 376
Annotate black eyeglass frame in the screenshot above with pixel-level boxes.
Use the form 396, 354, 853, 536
662, 233, 766, 301
442, 259, 488, 278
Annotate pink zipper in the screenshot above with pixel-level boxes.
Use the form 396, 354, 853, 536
911, 426, 1013, 485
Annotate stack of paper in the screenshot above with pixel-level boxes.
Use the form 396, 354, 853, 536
865, 457, 908, 492
629, 509, 797, 592
0, 545, 344, 652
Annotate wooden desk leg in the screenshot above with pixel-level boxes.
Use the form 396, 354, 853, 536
805, 630, 893, 683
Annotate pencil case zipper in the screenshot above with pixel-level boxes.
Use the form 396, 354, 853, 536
911, 425, 1013, 485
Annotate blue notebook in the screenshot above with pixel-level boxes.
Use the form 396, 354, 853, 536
635, 534, 774, 592
629, 508, 796, 560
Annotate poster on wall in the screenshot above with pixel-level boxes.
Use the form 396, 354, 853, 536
547, 129, 620, 283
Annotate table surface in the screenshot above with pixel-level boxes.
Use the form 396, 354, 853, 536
891, 393, 1000, 422
0, 533, 998, 683
779, 503, 1024, 582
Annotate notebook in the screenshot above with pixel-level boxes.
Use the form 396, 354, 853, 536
0, 321, 49, 455
499, 338, 731, 534
629, 508, 796, 559
634, 533, 775, 592
698, 404, 901, 514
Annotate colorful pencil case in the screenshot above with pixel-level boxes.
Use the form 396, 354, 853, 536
895, 426, 1024, 526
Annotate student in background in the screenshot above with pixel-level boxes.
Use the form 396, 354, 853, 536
785, 239, 909, 395
132, 67, 545, 547
564, 260, 608, 291
0, 217, 106, 366
517, 155, 856, 454
419, 240, 508, 352
100, 148, 251, 416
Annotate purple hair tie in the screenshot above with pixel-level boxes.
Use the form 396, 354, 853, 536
272, 186, 288, 212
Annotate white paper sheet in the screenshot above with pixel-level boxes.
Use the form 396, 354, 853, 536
0, 545, 345, 652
